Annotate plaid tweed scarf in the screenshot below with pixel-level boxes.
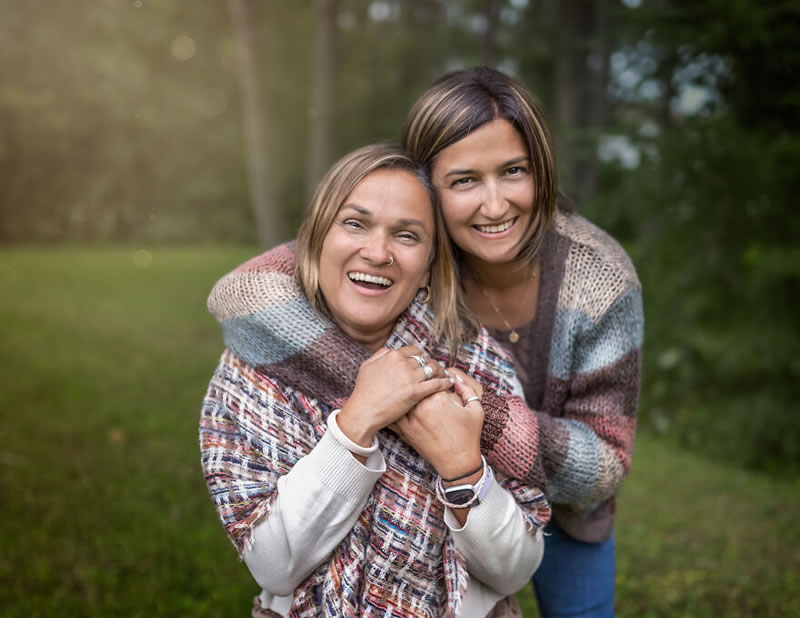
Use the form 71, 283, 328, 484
204, 243, 549, 617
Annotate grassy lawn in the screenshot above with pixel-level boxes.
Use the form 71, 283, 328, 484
1, 246, 798, 617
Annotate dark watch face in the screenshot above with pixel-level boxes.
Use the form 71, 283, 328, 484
444, 487, 476, 505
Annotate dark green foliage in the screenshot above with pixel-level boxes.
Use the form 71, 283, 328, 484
584, 0, 800, 475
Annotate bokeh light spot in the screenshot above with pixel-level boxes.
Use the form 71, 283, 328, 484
133, 249, 152, 269
171, 35, 196, 61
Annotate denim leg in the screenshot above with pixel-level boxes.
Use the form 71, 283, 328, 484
531, 520, 616, 618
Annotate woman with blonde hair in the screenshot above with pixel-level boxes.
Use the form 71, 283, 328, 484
403, 67, 644, 618
200, 143, 550, 617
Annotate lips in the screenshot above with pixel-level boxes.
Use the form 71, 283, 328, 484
474, 217, 516, 234
347, 271, 394, 289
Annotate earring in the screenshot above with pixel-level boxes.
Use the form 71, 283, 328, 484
417, 284, 431, 304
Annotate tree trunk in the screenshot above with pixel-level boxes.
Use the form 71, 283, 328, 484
306, 0, 338, 203
555, 0, 609, 204
227, 0, 280, 249
576, 0, 610, 203
481, 0, 501, 67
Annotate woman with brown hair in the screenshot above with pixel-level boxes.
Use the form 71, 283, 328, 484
402, 67, 644, 618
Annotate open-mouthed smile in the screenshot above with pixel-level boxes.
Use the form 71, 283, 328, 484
347, 271, 394, 289
474, 217, 517, 234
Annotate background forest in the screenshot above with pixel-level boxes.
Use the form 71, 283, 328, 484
1, 0, 799, 616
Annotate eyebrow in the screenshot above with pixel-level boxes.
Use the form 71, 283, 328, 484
443, 155, 530, 177
339, 204, 428, 228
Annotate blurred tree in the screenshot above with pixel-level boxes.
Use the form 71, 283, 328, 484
554, 0, 613, 203
481, 0, 502, 66
589, 0, 800, 475
227, 0, 279, 248
306, 0, 339, 203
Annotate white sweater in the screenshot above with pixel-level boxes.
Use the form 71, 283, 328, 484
244, 429, 544, 617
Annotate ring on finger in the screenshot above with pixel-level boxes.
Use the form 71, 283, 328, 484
410, 354, 426, 368
464, 395, 481, 405
422, 363, 434, 380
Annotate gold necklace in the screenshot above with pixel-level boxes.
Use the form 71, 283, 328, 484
477, 266, 537, 344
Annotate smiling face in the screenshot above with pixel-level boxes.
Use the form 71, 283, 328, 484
431, 118, 535, 270
318, 169, 435, 350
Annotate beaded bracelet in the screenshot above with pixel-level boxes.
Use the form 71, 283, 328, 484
328, 409, 379, 457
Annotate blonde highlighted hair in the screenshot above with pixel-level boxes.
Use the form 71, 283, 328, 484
402, 67, 559, 270
295, 143, 465, 353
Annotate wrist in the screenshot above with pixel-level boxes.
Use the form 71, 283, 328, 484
336, 404, 378, 447
438, 452, 484, 488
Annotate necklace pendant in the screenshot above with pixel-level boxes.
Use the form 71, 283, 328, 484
509, 330, 520, 343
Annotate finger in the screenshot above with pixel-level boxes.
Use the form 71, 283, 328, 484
414, 376, 454, 400
453, 379, 481, 406
418, 361, 448, 383
363, 346, 391, 365
447, 367, 483, 396
397, 345, 424, 358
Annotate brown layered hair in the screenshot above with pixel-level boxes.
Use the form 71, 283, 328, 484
402, 67, 559, 271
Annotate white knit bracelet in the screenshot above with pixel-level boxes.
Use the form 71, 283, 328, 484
328, 409, 379, 457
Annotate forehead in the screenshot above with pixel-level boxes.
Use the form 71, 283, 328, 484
342, 169, 434, 227
434, 118, 527, 170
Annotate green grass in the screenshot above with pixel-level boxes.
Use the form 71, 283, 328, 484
1, 246, 798, 617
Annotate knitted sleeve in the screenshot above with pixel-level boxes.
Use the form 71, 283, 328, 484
480, 282, 643, 507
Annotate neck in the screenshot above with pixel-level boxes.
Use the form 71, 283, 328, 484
335, 322, 390, 352
464, 255, 534, 290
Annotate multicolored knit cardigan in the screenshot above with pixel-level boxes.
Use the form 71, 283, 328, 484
201, 243, 550, 617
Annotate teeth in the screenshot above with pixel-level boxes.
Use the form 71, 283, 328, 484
348, 272, 393, 287
476, 218, 515, 234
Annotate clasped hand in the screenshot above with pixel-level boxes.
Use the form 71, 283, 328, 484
390, 368, 484, 480
337, 347, 486, 480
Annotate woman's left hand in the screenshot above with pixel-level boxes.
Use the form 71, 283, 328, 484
390, 374, 484, 480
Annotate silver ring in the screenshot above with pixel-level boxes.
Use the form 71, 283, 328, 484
387, 255, 394, 266
410, 355, 426, 368
464, 395, 480, 405
422, 363, 434, 380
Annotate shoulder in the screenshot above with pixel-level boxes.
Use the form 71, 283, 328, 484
553, 211, 641, 325
208, 241, 304, 324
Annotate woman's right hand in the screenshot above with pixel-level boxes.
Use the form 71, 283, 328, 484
336, 345, 452, 448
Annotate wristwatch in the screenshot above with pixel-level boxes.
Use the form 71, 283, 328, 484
444, 483, 480, 506
443, 465, 494, 506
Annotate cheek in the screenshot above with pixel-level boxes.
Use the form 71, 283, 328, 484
440, 194, 473, 229
403, 246, 434, 288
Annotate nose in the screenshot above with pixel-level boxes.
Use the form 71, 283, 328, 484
480, 180, 506, 219
359, 230, 391, 265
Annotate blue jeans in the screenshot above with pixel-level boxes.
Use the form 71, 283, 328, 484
531, 520, 616, 618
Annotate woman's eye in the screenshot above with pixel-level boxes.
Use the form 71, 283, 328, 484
506, 166, 527, 176
396, 231, 419, 242
341, 219, 363, 230
452, 177, 473, 188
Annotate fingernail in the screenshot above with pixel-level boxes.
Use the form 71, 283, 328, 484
443, 368, 450, 376
449, 376, 455, 384
455, 374, 464, 383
